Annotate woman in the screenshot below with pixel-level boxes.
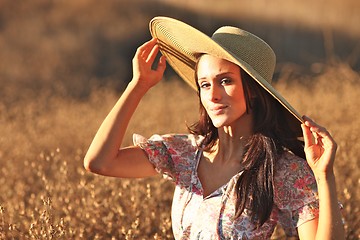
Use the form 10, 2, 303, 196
84, 17, 344, 239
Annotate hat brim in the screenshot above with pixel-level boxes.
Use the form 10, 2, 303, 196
150, 16, 304, 135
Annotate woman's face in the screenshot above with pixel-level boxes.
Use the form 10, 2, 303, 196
197, 55, 248, 128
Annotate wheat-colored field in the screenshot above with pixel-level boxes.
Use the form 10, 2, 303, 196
0, 0, 359, 239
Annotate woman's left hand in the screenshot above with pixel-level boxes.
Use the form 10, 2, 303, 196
301, 115, 337, 178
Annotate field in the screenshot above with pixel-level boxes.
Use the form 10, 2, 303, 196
0, 0, 359, 239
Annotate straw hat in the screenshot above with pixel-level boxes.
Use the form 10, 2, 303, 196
149, 16, 303, 134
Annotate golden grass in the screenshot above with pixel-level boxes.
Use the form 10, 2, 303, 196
0, 63, 359, 239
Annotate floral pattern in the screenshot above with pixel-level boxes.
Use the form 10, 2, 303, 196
134, 134, 319, 239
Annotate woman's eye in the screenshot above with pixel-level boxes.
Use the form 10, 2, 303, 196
220, 78, 232, 85
199, 82, 210, 88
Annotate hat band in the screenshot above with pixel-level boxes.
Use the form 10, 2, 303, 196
158, 40, 196, 69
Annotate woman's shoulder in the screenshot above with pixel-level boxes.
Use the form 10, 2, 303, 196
274, 151, 319, 233
154, 133, 203, 145
274, 151, 316, 184
133, 133, 204, 153
134, 133, 203, 144
133, 133, 203, 184
275, 151, 309, 172
274, 150, 318, 207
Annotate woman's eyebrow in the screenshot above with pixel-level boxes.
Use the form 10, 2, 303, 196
197, 71, 237, 81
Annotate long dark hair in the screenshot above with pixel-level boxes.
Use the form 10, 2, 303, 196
188, 65, 305, 228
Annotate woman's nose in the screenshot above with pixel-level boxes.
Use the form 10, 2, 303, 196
208, 85, 222, 102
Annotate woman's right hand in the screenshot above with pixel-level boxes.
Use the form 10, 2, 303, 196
131, 38, 166, 91
84, 38, 165, 178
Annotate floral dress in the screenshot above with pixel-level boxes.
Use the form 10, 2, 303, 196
133, 133, 319, 239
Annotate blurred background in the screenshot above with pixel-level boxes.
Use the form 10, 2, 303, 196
1, 0, 359, 99
0, 0, 359, 239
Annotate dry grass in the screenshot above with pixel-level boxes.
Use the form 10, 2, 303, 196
0, 0, 359, 239
0, 83, 177, 239
275, 62, 360, 239
0, 66, 359, 239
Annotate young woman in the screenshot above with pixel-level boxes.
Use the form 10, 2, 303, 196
84, 17, 344, 239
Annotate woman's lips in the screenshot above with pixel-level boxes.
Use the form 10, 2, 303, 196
210, 105, 228, 114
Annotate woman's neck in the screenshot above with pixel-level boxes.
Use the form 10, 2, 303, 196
206, 113, 253, 165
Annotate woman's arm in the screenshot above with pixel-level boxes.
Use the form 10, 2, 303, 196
83, 38, 166, 178
298, 116, 345, 240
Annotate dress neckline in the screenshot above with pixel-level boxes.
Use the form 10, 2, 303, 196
194, 148, 243, 200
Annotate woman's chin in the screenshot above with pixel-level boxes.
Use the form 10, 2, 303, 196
211, 120, 229, 128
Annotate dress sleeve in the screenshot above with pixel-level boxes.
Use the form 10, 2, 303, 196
133, 133, 198, 183
273, 152, 319, 237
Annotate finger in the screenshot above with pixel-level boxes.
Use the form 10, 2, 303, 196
146, 44, 160, 63
156, 55, 167, 73
303, 115, 325, 131
303, 117, 335, 146
301, 123, 313, 149
307, 123, 329, 139
137, 38, 157, 59
303, 115, 317, 126
303, 115, 324, 136
138, 38, 157, 49
304, 122, 323, 146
